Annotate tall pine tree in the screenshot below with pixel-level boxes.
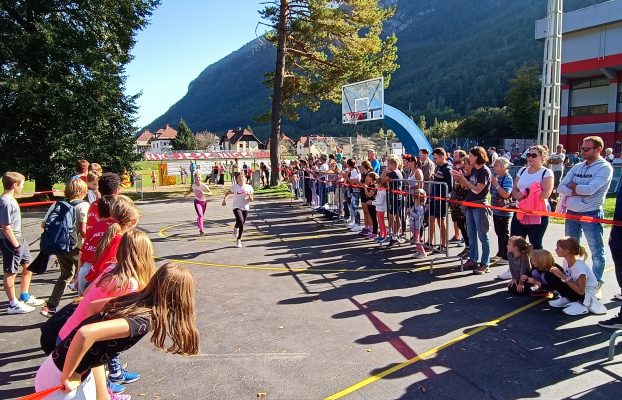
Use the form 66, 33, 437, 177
172, 119, 197, 150
0, 1, 160, 190
260, 0, 398, 185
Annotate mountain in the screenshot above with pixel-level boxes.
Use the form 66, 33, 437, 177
145, 0, 603, 140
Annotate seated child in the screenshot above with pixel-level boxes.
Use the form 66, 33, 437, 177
507, 236, 532, 294
524, 249, 556, 297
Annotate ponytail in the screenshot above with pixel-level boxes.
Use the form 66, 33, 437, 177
557, 236, 588, 260
509, 236, 533, 257
94, 223, 121, 264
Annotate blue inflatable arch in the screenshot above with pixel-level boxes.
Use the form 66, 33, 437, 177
383, 104, 432, 155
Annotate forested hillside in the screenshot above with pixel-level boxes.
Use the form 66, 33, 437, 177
146, 0, 603, 140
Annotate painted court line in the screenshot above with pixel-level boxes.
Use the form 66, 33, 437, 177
324, 298, 547, 400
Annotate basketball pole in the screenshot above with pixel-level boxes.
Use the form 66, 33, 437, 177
537, 0, 563, 150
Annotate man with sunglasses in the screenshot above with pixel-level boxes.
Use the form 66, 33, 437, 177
558, 136, 613, 297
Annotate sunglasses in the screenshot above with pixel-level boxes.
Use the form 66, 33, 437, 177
580, 146, 594, 152
526, 153, 539, 158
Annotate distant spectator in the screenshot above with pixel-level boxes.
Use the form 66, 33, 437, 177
74, 159, 89, 182
548, 144, 567, 188
88, 163, 102, 176
605, 147, 614, 163
368, 149, 381, 174
487, 147, 498, 167
418, 149, 433, 181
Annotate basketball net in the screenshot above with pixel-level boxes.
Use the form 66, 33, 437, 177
344, 112, 365, 125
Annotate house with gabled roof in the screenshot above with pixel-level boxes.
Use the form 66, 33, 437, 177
296, 135, 336, 157
135, 124, 178, 154
220, 127, 263, 153
266, 133, 296, 157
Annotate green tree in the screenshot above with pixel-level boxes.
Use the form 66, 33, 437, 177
418, 115, 427, 133
0, 0, 160, 190
172, 119, 196, 150
260, 0, 398, 185
506, 65, 540, 136
456, 107, 512, 138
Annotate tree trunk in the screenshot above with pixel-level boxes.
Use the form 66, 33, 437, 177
269, 0, 288, 187
34, 173, 54, 199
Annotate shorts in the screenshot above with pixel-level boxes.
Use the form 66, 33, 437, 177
429, 201, 448, 218
1, 238, 32, 274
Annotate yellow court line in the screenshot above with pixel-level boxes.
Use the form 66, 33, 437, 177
324, 298, 547, 400
154, 256, 436, 274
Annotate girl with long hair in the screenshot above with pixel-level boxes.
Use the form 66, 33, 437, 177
548, 237, 607, 315
186, 171, 212, 236
34, 263, 199, 400
506, 236, 533, 294
222, 173, 254, 248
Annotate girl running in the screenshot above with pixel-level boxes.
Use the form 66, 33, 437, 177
186, 171, 212, 236
34, 263, 199, 400
222, 174, 254, 248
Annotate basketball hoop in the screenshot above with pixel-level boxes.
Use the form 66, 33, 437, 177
344, 112, 365, 125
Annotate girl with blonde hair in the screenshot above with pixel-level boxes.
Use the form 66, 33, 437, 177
34, 263, 199, 400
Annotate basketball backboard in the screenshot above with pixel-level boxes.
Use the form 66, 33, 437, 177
342, 77, 384, 124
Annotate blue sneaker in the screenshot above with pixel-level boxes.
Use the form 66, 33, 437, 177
108, 380, 126, 394
109, 370, 141, 384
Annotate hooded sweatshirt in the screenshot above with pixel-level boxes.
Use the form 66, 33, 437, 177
557, 156, 612, 213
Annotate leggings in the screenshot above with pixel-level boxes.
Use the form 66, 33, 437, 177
194, 200, 207, 232
377, 211, 387, 238
368, 204, 378, 235
233, 208, 248, 239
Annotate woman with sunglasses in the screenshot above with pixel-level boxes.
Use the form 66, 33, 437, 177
510, 145, 554, 250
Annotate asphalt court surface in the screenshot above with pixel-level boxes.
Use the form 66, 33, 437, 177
2, 194, 622, 399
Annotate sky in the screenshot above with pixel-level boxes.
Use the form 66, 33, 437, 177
125, 0, 269, 128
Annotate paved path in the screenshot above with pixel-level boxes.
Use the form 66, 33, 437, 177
1, 195, 621, 400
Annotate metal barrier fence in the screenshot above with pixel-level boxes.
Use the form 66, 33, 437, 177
295, 172, 465, 274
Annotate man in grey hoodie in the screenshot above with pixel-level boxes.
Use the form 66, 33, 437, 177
558, 136, 613, 292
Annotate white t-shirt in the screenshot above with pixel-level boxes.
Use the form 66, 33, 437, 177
192, 183, 210, 202
562, 259, 598, 291
320, 163, 329, 172
349, 168, 361, 192
516, 167, 554, 192
231, 183, 254, 210
373, 190, 387, 212
548, 153, 566, 172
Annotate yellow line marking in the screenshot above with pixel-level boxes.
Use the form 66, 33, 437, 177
324, 298, 547, 400
154, 256, 437, 274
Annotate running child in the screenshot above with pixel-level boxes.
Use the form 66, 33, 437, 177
222, 173, 254, 248
34, 263, 199, 400
548, 237, 607, 315
186, 171, 212, 236
150, 170, 157, 190
506, 236, 532, 294
1, 172, 45, 314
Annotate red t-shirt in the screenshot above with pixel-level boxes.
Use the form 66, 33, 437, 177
80, 218, 117, 264
85, 201, 100, 235
85, 234, 122, 283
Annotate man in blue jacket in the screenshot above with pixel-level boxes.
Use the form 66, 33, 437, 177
558, 136, 613, 298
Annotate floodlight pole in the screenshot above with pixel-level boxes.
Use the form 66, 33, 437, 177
537, 0, 563, 150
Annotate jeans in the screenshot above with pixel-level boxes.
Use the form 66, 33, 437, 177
493, 215, 511, 260
510, 215, 548, 250
466, 207, 491, 264
350, 192, 361, 225
77, 262, 92, 296
565, 209, 605, 282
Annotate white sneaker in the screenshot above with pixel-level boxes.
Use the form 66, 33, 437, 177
346, 222, 355, 229
350, 225, 362, 232
549, 297, 572, 308
236, 239, 242, 248
595, 282, 603, 300
490, 256, 501, 263
7, 301, 35, 314
588, 300, 608, 315
23, 295, 45, 306
496, 269, 512, 280
563, 302, 589, 316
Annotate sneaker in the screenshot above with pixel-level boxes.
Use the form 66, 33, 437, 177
448, 236, 462, 244
236, 239, 242, 248
108, 382, 126, 395
595, 282, 603, 300
458, 248, 470, 259
199, 231, 205, 236
530, 289, 553, 298
496, 259, 509, 266
396, 237, 406, 244
359, 228, 370, 235
380, 237, 396, 247
40, 305, 57, 317
346, 222, 355, 229
490, 255, 501, 263
563, 302, 589, 316
588, 300, 607, 315
350, 225, 362, 232
473, 263, 490, 275
598, 314, 622, 329
413, 252, 427, 259
549, 297, 572, 308
463, 259, 478, 270
496, 269, 512, 280
432, 246, 447, 254
23, 295, 45, 307
109, 370, 141, 384
367, 234, 378, 239
375, 236, 386, 243
7, 301, 35, 314
423, 242, 434, 250
613, 294, 622, 302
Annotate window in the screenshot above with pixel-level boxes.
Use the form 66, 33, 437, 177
618, 92, 622, 103
618, 122, 622, 133
571, 76, 610, 89
570, 104, 608, 116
